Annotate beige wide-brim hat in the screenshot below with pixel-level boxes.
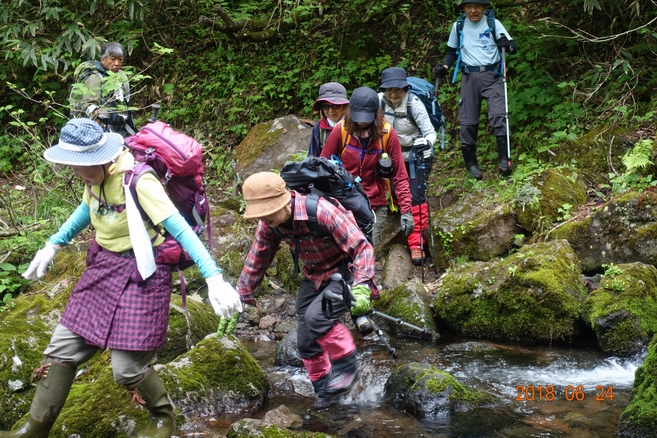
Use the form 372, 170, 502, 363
242, 172, 291, 219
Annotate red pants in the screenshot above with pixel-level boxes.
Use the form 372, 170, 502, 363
407, 203, 428, 250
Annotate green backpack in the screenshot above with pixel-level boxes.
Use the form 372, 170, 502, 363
68, 60, 108, 118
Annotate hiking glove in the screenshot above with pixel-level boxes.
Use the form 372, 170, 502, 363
350, 284, 371, 316
207, 273, 243, 319
22, 242, 63, 281
498, 34, 512, 52
400, 212, 415, 237
413, 138, 433, 159
434, 65, 449, 79
217, 313, 239, 338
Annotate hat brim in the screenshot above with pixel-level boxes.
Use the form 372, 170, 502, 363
350, 109, 376, 124
243, 191, 291, 219
379, 80, 410, 90
312, 98, 350, 111
44, 133, 124, 166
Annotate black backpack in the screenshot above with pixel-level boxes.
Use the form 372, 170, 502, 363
277, 156, 375, 277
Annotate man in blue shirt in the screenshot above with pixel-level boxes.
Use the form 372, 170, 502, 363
435, 0, 518, 179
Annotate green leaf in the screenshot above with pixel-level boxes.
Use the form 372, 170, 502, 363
0, 263, 16, 271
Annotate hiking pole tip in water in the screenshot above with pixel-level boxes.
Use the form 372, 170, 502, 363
366, 315, 397, 359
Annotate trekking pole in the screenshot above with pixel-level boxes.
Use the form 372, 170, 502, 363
501, 47, 511, 169
149, 104, 160, 123
417, 154, 425, 283
367, 308, 428, 334
366, 315, 397, 359
425, 188, 439, 276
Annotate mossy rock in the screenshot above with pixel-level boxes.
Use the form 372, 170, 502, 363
548, 126, 638, 186
434, 239, 585, 342
616, 334, 657, 437
156, 295, 221, 364
234, 115, 311, 180
516, 168, 587, 231
584, 262, 657, 356
373, 278, 437, 339
209, 205, 256, 279
550, 191, 657, 272
384, 362, 498, 419
158, 335, 268, 417
431, 189, 523, 269
0, 249, 84, 430
275, 242, 303, 294
381, 244, 413, 291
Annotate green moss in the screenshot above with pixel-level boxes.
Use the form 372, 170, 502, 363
374, 280, 436, 334
617, 334, 657, 435
275, 244, 302, 294
434, 240, 584, 342
226, 423, 331, 438
234, 121, 285, 173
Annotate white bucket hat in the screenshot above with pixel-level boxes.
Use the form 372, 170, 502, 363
44, 118, 123, 166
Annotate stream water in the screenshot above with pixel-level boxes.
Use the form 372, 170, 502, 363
231, 331, 644, 437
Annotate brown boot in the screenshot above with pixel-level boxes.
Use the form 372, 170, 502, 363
0, 358, 76, 438
126, 367, 175, 438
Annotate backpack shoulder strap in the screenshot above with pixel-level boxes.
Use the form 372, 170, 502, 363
340, 123, 350, 158
406, 93, 416, 126
123, 162, 159, 225
381, 122, 392, 153
485, 9, 498, 45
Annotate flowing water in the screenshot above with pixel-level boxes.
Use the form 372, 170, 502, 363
230, 332, 644, 437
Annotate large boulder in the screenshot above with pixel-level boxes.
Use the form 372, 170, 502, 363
384, 362, 498, 419
515, 168, 587, 231
616, 334, 657, 437
159, 335, 268, 417
234, 115, 311, 181
434, 240, 586, 342
431, 189, 523, 269
584, 262, 657, 356
0, 250, 84, 430
550, 191, 657, 272
373, 278, 437, 339
381, 244, 413, 291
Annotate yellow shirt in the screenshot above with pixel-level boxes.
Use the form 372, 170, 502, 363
82, 151, 178, 252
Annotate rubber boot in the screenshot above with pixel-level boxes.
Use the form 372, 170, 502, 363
353, 314, 374, 335
0, 358, 76, 438
302, 352, 333, 407
497, 136, 512, 176
325, 350, 359, 396
460, 145, 482, 180
126, 367, 175, 438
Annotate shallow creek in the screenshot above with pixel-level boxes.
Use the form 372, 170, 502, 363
223, 332, 644, 437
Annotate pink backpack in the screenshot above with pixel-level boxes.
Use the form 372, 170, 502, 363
124, 121, 211, 243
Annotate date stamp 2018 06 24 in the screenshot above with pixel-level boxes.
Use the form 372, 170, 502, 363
515, 385, 615, 401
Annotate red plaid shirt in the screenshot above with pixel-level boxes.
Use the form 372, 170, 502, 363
236, 191, 377, 306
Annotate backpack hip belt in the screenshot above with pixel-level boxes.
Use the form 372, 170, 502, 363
460, 63, 500, 74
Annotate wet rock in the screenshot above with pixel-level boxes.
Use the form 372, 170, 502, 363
249, 307, 263, 325
206, 207, 255, 279
434, 239, 585, 342
287, 306, 297, 317
550, 191, 657, 271
381, 244, 413, 290
274, 328, 303, 367
274, 322, 296, 334
156, 295, 220, 364
443, 342, 499, 352
431, 189, 524, 269
384, 362, 498, 419
515, 168, 587, 231
584, 262, 657, 356
616, 334, 657, 437
582, 273, 602, 293
274, 298, 286, 310
373, 278, 437, 339
234, 115, 311, 182
259, 315, 277, 330
262, 404, 303, 428
159, 335, 268, 417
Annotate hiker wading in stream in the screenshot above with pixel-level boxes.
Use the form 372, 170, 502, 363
236, 172, 378, 402
5, 118, 241, 438
435, 0, 518, 179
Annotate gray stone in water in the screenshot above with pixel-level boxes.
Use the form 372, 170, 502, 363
274, 328, 303, 367
382, 244, 413, 291
262, 404, 303, 428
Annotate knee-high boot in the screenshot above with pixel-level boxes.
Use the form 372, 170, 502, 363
125, 367, 175, 438
0, 358, 76, 438
316, 323, 359, 396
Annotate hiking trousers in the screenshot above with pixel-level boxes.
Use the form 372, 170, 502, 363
459, 71, 507, 140
43, 324, 156, 384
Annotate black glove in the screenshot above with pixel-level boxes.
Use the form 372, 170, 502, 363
498, 34, 511, 52
434, 65, 449, 79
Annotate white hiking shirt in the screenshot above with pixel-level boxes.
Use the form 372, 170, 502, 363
378, 92, 437, 148
447, 18, 513, 67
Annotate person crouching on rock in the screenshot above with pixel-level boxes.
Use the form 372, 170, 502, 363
236, 172, 378, 402
7, 118, 242, 438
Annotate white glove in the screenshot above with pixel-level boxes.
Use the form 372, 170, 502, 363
207, 273, 243, 319
413, 137, 433, 159
22, 242, 63, 281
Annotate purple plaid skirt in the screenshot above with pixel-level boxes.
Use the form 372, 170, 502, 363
60, 245, 173, 351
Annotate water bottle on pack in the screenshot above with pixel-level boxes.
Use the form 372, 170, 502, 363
376, 153, 393, 180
